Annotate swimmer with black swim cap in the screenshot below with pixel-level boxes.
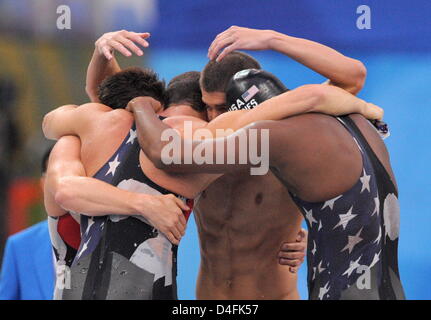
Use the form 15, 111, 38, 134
226, 69, 288, 111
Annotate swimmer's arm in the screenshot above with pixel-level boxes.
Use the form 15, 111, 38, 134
45, 136, 187, 243
45, 136, 141, 217
209, 27, 366, 94
85, 48, 121, 102
205, 84, 382, 136
85, 30, 150, 102
268, 32, 367, 94
42, 103, 110, 140
127, 99, 206, 172
127, 90, 378, 174
128, 100, 261, 174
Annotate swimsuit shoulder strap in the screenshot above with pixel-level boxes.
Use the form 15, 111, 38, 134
338, 115, 397, 195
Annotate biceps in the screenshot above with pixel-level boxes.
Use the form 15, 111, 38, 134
48, 136, 85, 182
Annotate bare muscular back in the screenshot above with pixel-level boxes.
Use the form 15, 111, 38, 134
194, 170, 302, 300
80, 109, 209, 199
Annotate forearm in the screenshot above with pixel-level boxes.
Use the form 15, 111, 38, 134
85, 49, 121, 102
206, 85, 321, 134
268, 31, 366, 94
132, 103, 173, 166
54, 176, 146, 216
211, 84, 380, 133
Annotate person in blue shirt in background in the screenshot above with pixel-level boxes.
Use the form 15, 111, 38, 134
0, 147, 55, 300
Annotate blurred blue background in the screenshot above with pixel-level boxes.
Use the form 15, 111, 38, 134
0, 0, 429, 300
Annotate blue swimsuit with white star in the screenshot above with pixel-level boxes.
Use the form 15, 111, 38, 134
290, 116, 405, 300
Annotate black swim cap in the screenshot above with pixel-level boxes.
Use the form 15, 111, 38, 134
226, 69, 288, 111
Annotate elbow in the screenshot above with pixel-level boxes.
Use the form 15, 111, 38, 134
42, 113, 55, 140
54, 177, 75, 210
349, 60, 367, 94
85, 85, 92, 99
85, 85, 99, 102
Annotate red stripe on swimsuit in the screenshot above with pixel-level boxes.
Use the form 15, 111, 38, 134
57, 214, 81, 250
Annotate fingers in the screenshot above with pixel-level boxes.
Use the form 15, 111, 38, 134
133, 33, 150, 48
279, 236, 306, 269
174, 196, 190, 212
278, 250, 305, 260
216, 43, 237, 62
208, 26, 238, 59
281, 242, 306, 252
116, 31, 150, 55
367, 103, 384, 120
98, 30, 151, 59
101, 46, 113, 60
279, 257, 304, 267
178, 212, 187, 229
107, 39, 132, 57
115, 36, 144, 56
208, 35, 235, 60
289, 267, 299, 273
171, 224, 184, 242
165, 232, 179, 245
296, 228, 307, 242
160, 219, 183, 245
139, 32, 151, 40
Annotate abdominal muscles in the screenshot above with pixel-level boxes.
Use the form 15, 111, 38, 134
194, 171, 303, 300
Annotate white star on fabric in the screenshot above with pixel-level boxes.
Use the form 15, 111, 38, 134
369, 251, 381, 269
76, 236, 91, 260
342, 256, 362, 277
84, 219, 95, 236
304, 208, 318, 227
371, 196, 380, 216
312, 267, 317, 280
318, 282, 330, 300
341, 228, 363, 254
360, 169, 371, 193
126, 129, 137, 144
318, 220, 322, 231
373, 227, 382, 244
311, 240, 317, 256
333, 206, 357, 230
318, 260, 326, 274
321, 195, 343, 210
106, 154, 121, 176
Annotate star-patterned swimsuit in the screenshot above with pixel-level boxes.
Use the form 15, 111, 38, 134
290, 116, 405, 300
54, 121, 193, 300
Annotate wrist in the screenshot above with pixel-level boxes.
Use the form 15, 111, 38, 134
132, 194, 154, 218
268, 30, 290, 51
127, 97, 153, 111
